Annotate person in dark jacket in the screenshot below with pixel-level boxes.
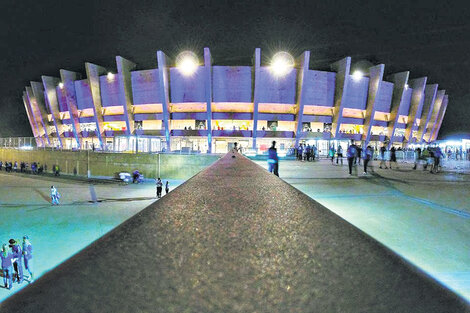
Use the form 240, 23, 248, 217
389, 146, 398, 169
347, 140, 357, 175
363, 146, 373, 174
267, 141, 279, 176
165, 181, 170, 195
9, 239, 22, 284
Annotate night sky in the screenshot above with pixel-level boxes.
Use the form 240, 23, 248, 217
2, 0, 469, 138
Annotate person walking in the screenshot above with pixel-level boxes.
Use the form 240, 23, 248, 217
328, 146, 335, 164
165, 181, 170, 195
267, 141, 279, 176
312, 145, 317, 161
356, 146, 362, 165
347, 140, 357, 175
22, 236, 33, 281
9, 239, 22, 284
156, 178, 163, 198
432, 147, 443, 173
363, 146, 373, 175
336, 145, 343, 165
379, 146, 388, 169
50, 186, 60, 205
1, 244, 13, 289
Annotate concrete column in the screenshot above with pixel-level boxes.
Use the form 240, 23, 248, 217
156, 51, 171, 151
417, 84, 438, 143
116, 56, 136, 136
22, 92, 41, 147
294, 51, 310, 148
204, 47, 213, 153
60, 70, 82, 148
362, 64, 385, 147
386, 71, 409, 149
30, 82, 51, 147
42, 76, 64, 148
25, 87, 44, 146
424, 90, 445, 143
85, 62, 106, 150
252, 48, 261, 150
404, 77, 427, 144
330, 57, 351, 138
430, 95, 448, 142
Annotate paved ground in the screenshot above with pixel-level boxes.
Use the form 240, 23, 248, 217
0, 172, 184, 302
1, 154, 468, 313
254, 157, 470, 301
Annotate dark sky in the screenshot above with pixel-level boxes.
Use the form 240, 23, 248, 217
1, 0, 469, 138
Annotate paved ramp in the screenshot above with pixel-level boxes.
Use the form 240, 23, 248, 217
1, 154, 468, 312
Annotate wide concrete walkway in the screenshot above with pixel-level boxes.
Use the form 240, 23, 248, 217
254, 158, 470, 301
0, 171, 183, 302
1, 154, 468, 312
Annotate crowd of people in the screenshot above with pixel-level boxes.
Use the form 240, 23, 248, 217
0, 161, 60, 176
286, 141, 457, 176
1, 236, 33, 290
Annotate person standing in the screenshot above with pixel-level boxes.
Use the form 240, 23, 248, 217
165, 181, 170, 195
336, 145, 343, 165
50, 186, 60, 205
347, 140, 357, 175
363, 146, 373, 175
22, 236, 33, 281
389, 146, 398, 169
413, 147, 422, 170
267, 141, 279, 176
231, 142, 240, 153
9, 239, 22, 284
379, 146, 388, 169
1, 244, 13, 289
156, 178, 163, 198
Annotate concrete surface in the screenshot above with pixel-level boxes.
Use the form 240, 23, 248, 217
1, 154, 468, 312
253, 158, 470, 301
0, 171, 183, 302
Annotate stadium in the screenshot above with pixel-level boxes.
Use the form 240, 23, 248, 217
22, 48, 448, 154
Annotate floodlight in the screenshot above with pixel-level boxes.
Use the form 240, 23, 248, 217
404, 84, 409, 89
107, 72, 115, 80
352, 71, 363, 80
270, 52, 294, 77
58, 82, 64, 89
176, 51, 198, 76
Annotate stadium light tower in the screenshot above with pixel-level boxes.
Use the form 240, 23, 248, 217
176, 51, 199, 76
270, 51, 294, 77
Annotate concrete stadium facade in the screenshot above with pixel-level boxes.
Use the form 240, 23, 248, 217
22, 48, 448, 154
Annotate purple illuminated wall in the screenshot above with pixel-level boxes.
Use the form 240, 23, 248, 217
375, 82, 393, 112
344, 76, 369, 110
257, 67, 297, 104
100, 76, 124, 107
170, 67, 205, 103
212, 66, 252, 102
75, 80, 94, 110
302, 70, 336, 107
131, 69, 161, 105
